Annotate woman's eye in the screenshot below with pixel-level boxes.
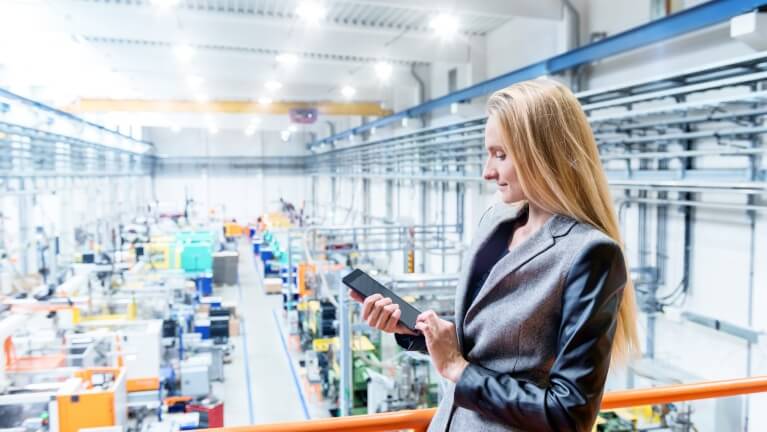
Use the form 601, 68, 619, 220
494, 151, 506, 160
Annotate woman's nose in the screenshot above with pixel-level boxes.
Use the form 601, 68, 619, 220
483, 160, 497, 180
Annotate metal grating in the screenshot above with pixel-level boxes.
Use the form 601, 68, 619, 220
79, 0, 511, 35
83, 36, 428, 65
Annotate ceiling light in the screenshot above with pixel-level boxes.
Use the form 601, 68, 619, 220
152, 0, 181, 7
171, 125, 181, 133
250, 117, 261, 126
265, 80, 283, 92
450, 102, 458, 114
288, 125, 298, 133
281, 130, 292, 141
429, 14, 459, 39
401, 117, 409, 127
341, 85, 356, 99
195, 94, 209, 103
187, 75, 204, 87
296, 1, 327, 25
374, 62, 393, 81
174, 44, 195, 62
208, 125, 219, 135
245, 128, 256, 137
276, 53, 299, 65
258, 96, 273, 105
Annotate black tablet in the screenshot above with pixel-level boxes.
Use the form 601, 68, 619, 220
343, 268, 421, 332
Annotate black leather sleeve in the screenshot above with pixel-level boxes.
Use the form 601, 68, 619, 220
394, 315, 457, 354
453, 240, 627, 432
394, 333, 428, 353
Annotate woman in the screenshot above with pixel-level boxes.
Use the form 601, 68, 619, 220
350, 78, 638, 431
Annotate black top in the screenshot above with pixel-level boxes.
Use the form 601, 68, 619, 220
465, 221, 515, 308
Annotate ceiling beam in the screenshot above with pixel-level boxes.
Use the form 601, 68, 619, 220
66, 99, 393, 116
344, 0, 564, 19
53, 1, 471, 64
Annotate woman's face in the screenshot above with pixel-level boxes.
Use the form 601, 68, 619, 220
483, 114, 525, 204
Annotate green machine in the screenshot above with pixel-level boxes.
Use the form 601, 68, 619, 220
177, 230, 214, 274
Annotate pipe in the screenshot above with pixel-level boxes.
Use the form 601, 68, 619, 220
410, 64, 428, 127
616, 197, 767, 212
561, 0, 584, 90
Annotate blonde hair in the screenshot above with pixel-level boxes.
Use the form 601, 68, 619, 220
487, 78, 639, 361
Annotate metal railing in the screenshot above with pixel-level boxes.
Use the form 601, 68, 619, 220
303, 51, 767, 216
0, 121, 152, 178
200, 375, 767, 432
0, 86, 154, 181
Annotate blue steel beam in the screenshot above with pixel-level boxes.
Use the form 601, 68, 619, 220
309, 0, 767, 150
0, 87, 154, 147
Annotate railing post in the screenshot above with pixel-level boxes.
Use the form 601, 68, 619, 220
338, 276, 352, 416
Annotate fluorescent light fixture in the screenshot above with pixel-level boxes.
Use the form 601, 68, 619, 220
265, 80, 283, 92
450, 102, 458, 114
281, 130, 291, 141
296, 1, 327, 25
250, 117, 262, 126
276, 53, 299, 65
208, 125, 219, 135
258, 96, 273, 105
171, 125, 181, 133
187, 75, 204, 87
374, 62, 393, 81
341, 85, 356, 99
194, 94, 209, 103
401, 117, 409, 127
288, 125, 298, 133
429, 14, 459, 39
245, 128, 256, 137
174, 44, 195, 62
370, 127, 376, 135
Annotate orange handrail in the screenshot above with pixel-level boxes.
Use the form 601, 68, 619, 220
201, 375, 767, 432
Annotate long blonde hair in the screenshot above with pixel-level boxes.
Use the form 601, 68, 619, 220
487, 78, 639, 361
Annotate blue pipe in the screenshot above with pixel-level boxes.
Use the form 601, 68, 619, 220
309, 0, 767, 149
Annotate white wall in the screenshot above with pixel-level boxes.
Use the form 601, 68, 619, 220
148, 128, 309, 158
486, 17, 565, 78
147, 126, 310, 222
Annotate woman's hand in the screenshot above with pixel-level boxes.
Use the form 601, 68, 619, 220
348, 289, 417, 335
415, 310, 469, 383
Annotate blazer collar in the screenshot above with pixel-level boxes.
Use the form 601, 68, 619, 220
455, 204, 577, 349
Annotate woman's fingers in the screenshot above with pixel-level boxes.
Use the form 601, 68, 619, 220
367, 297, 392, 328
371, 302, 394, 330
361, 294, 383, 320
381, 305, 400, 332
417, 310, 438, 322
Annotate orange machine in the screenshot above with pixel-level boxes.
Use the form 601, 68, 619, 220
4, 336, 66, 372
224, 222, 245, 238
56, 367, 127, 432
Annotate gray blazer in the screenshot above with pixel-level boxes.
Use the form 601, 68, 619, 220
398, 203, 627, 431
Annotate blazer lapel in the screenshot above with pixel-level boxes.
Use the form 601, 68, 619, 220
462, 214, 579, 328
455, 203, 524, 351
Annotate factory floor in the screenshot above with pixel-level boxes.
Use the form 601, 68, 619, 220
215, 241, 327, 426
